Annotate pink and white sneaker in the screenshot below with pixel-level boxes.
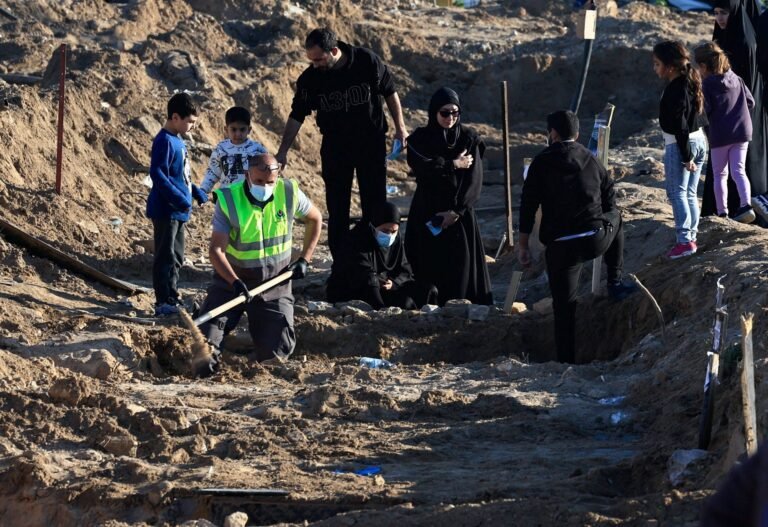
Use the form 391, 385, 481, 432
667, 242, 697, 259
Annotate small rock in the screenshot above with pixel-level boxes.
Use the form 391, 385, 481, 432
55, 349, 120, 380
73, 449, 104, 462
130, 115, 162, 135
442, 299, 471, 318
158, 50, 208, 89
341, 305, 366, 316
532, 297, 553, 315
48, 377, 91, 406
100, 434, 138, 457
336, 300, 374, 312
509, 302, 528, 314
667, 449, 708, 486
178, 521, 218, 527
380, 306, 403, 315
223, 511, 249, 527
467, 304, 489, 321
603, 0, 619, 16
308, 300, 334, 312
420, 304, 440, 315
169, 448, 190, 465
373, 474, 386, 487
144, 480, 174, 506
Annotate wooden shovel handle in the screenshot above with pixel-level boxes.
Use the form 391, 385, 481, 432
193, 270, 295, 326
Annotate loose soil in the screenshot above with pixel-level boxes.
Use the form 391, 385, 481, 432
0, 1, 766, 526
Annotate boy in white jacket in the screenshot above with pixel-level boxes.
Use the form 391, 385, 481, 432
200, 106, 268, 196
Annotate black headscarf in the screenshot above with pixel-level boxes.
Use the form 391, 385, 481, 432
425, 87, 463, 152
372, 201, 400, 227
712, 0, 758, 85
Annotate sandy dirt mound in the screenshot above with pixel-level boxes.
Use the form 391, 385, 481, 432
1, 0, 767, 526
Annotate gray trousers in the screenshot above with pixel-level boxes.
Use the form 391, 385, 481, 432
198, 275, 296, 361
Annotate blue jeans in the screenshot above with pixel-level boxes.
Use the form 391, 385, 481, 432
664, 137, 707, 244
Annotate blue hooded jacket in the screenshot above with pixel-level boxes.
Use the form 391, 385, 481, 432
146, 128, 207, 221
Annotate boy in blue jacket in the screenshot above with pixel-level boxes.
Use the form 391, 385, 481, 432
147, 93, 208, 316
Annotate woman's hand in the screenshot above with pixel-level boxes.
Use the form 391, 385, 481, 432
684, 160, 696, 172
380, 279, 394, 291
437, 210, 460, 228
452, 149, 473, 169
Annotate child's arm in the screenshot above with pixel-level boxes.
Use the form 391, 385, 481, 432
150, 137, 192, 211
199, 145, 224, 194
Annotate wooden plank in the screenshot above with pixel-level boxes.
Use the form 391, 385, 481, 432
591, 255, 602, 295
741, 313, 758, 456
501, 81, 513, 249
0, 216, 150, 295
503, 271, 523, 314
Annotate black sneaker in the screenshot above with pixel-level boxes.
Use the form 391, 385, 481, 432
607, 280, 638, 301
733, 205, 756, 224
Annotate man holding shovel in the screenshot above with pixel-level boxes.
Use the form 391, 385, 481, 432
197, 153, 322, 365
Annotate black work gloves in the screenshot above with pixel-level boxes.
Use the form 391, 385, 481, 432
232, 279, 252, 303
286, 257, 308, 279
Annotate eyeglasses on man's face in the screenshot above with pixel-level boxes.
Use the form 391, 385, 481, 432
256, 163, 281, 172
438, 109, 460, 118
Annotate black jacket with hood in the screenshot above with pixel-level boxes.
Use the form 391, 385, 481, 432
519, 140, 616, 245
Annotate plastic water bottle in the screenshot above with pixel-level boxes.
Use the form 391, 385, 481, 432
359, 357, 394, 369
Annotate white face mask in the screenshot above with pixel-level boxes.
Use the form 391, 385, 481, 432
249, 183, 275, 202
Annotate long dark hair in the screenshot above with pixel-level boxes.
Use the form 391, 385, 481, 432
653, 40, 704, 115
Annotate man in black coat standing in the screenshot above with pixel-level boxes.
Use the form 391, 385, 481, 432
518, 110, 635, 364
276, 27, 407, 277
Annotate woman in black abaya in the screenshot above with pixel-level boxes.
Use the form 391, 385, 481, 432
405, 87, 492, 306
704, 0, 768, 216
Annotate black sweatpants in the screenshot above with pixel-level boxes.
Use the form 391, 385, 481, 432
198, 275, 296, 361
544, 212, 624, 364
321, 133, 387, 265
152, 218, 185, 306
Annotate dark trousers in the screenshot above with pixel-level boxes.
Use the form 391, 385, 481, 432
198, 275, 296, 361
364, 280, 439, 310
321, 134, 387, 264
544, 212, 624, 364
152, 218, 185, 306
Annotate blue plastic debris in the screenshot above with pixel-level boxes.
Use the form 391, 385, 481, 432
333, 465, 382, 476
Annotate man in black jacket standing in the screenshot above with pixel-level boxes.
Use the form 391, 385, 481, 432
518, 110, 635, 364
276, 28, 408, 273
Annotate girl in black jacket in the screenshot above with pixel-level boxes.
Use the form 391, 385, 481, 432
653, 40, 709, 259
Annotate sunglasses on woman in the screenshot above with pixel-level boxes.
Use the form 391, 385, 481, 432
439, 109, 460, 118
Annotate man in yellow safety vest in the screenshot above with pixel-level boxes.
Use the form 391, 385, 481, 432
198, 153, 322, 368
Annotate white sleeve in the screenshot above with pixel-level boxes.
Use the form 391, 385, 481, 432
200, 144, 224, 193
247, 140, 269, 155
295, 188, 312, 218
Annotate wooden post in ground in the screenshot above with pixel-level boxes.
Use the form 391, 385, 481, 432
740, 313, 758, 456
501, 81, 513, 250
55, 43, 67, 195
503, 271, 523, 314
591, 125, 611, 294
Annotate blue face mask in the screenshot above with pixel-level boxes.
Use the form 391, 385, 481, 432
249, 182, 275, 202
375, 230, 397, 248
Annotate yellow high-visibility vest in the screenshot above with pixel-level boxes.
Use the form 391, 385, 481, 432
215, 179, 298, 269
